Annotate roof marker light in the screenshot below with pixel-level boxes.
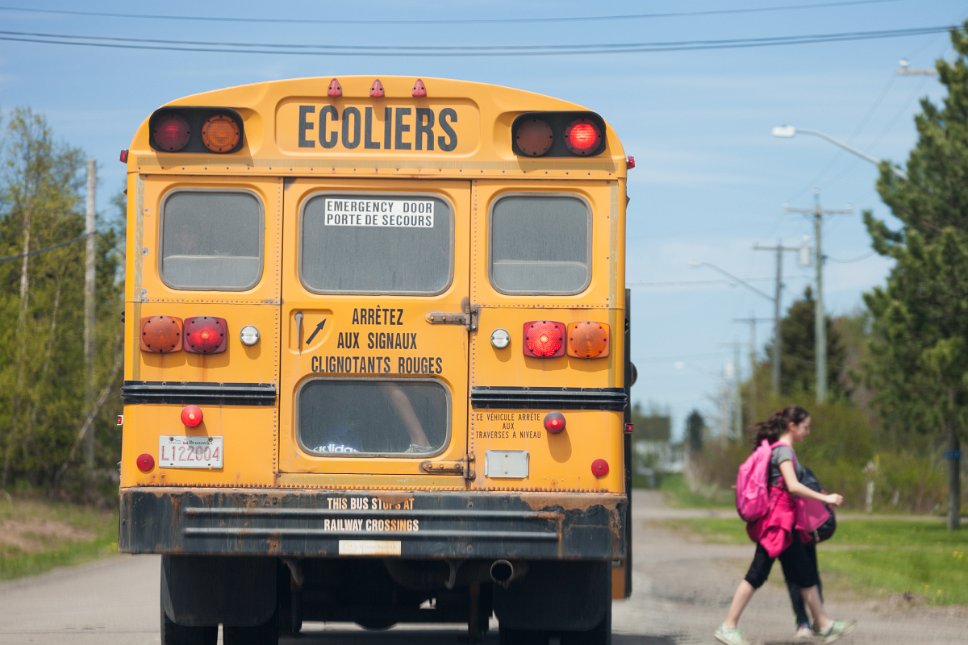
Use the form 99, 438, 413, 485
327, 78, 342, 97
370, 79, 385, 97
412, 78, 427, 97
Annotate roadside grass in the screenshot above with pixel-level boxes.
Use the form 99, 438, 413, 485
660, 515, 968, 605
658, 473, 733, 509
0, 496, 118, 581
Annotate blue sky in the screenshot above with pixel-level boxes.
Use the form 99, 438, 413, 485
1, 1, 964, 437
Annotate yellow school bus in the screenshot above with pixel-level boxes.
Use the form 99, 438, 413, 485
118, 76, 631, 645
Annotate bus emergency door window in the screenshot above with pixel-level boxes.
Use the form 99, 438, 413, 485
300, 194, 453, 294
297, 379, 448, 456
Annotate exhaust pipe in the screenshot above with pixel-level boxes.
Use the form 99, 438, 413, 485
490, 559, 526, 588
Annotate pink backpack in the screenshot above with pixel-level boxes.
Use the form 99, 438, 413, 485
735, 439, 779, 522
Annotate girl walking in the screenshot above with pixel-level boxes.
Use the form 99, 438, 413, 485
714, 406, 855, 645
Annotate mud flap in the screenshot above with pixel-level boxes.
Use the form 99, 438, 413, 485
493, 560, 609, 632
162, 555, 276, 626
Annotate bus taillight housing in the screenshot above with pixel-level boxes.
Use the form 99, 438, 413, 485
511, 111, 606, 158
567, 321, 610, 358
523, 321, 566, 358
183, 316, 227, 354
149, 108, 244, 154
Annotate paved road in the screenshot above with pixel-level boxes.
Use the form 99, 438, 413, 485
1, 491, 965, 644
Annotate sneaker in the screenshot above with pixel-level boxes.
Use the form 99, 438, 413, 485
819, 619, 856, 643
795, 624, 815, 640
714, 624, 752, 645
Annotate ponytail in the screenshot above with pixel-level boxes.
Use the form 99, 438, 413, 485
751, 405, 810, 448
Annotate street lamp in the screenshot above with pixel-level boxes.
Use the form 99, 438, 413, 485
771, 125, 908, 180
689, 261, 781, 395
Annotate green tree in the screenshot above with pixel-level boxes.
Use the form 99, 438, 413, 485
863, 23, 968, 529
764, 287, 847, 398
0, 107, 123, 497
685, 409, 706, 454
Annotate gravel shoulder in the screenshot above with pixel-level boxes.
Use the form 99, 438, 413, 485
611, 490, 968, 644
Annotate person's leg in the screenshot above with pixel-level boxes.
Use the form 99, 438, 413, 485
723, 544, 773, 628
786, 578, 810, 627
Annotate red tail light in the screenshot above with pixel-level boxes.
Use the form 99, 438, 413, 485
523, 321, 565, 358
181, 405, 203, 428
183, 316, 227, 354
544, 412, 566, 434
151, 112, 191, 152
564, 118, 602, 156
514, 117, 554, 157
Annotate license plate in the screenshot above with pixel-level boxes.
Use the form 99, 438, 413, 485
159, 435, 223, 468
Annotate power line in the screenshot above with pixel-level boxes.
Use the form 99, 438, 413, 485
0, 25, 953, 57
0, 1, 905, 26
0, 231, 96, 265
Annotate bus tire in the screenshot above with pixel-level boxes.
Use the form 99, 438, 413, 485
561, 591, 611, 645
160, 572, 216, 645
223, 612, 279, 645
499, 626, 547, 645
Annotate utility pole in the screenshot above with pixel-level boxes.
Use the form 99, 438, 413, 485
786, 191, 852, 403
84, 160, 96, 472
733, 314, 772, 421
753, 239, 801, 395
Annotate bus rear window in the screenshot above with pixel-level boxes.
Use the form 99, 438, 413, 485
489, 195, 590, 294
297, 379, 448, 456
300, 194, 452, 293
160, 190, 263, 290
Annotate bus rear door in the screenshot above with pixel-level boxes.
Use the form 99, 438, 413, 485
278, 179, 471, 481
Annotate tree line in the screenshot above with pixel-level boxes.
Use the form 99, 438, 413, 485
0, 107, 124, 501
685, 24, 968, 530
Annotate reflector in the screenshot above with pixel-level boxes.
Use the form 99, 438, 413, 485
152, 113, 191, 152
201, 114, 241, 153
523, 321, 566, 358
183, 316, 227, 354
136, 453, 155, 473
140, 316, 183, 353
567, 321, 610, 358
591, 459, 609, 478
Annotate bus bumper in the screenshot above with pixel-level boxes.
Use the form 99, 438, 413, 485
119, 487, 626, 560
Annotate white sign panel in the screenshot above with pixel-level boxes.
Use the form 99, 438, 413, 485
159, 435, 223, 468
323, 198, 434, 228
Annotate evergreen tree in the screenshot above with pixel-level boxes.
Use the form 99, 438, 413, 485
765, 287, 847, 398
685, 409, 706, 454
863, 23, 968, 529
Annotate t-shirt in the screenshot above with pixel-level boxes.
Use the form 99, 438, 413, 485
769, 444, 805, 488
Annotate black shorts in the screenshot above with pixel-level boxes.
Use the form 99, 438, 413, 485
744, 532, 819, 590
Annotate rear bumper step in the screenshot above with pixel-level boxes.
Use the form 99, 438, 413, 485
120, 488, 626, 560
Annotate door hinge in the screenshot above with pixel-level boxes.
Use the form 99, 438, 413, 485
421, 453, 476, 480
426, 297, 479, 331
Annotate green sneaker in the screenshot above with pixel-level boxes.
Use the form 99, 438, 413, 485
714, 624, 751, 645
820, 619, 856, 643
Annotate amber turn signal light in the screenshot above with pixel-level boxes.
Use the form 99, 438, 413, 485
567, 321, 609, 358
